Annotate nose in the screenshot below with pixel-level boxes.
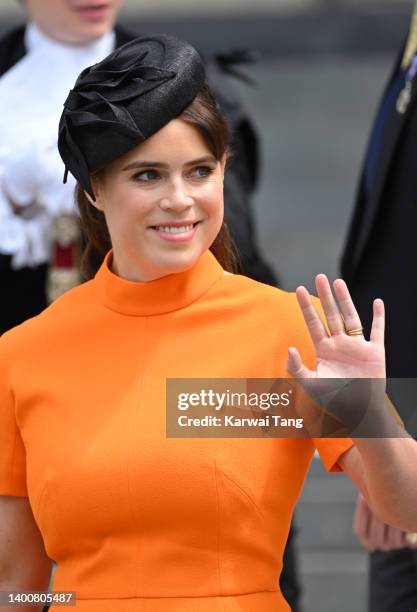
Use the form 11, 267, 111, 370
159, 179, 193, 212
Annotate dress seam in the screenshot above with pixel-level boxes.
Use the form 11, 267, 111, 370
214, 463, 266, 521
126, 315, 149, 596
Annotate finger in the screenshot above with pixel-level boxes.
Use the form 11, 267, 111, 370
380, 524, 405, 552
370, 299, 385, 346
295, 286, 328, 345
286, 346, 314, 379
356, 531, 374, 551
369, 512, 386, 551
333, 278, 364, 337
381, 524, 393, 551
387, 527, 406, 550
399, 531, 408, 548
315, 274, 345, 335
353, 495, 373, 549
353, 495, 369, 537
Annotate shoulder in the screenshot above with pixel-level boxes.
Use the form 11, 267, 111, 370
0, 280, 97, 355
219, 271, 292, 299
215, 272, 304, 323
214, 273, 319, 364
0, 25, 26, 76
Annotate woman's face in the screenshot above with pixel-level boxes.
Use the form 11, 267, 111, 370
91, 118, 226, 282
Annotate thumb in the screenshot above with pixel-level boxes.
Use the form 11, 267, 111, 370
287, 346, 313, 378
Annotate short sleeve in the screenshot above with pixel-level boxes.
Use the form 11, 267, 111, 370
0, 337, 28, 496
313, 437, 354, 473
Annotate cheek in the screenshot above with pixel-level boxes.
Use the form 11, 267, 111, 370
61, 2, 76, 21
113, 0, 124, 14
102, 188, 154, 235
211, 191, 224, 228
200, 182, 224, 215
104, 1, 122, 26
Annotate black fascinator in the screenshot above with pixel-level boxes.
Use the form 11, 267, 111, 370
58, 34, 206, 200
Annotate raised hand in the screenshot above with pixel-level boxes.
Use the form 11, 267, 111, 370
287, 274, 386, 381
286, 274, 387, 435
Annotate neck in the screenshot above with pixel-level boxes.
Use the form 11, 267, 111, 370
25, 22, 116, 55
29, 21, 111, 48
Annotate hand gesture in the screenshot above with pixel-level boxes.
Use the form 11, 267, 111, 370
287, 275, 387, 434
287, 274, 385, 380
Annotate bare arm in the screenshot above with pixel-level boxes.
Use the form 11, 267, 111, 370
287, 274, 417, 532
0, 496, 52, 611
339, 438, 417, 532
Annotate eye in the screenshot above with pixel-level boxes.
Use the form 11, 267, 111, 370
190, 165, 215, 178
132, 170, 161, 182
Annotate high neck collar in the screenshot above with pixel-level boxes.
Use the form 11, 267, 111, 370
25, 22, 115, 58
95, 250, 225, 316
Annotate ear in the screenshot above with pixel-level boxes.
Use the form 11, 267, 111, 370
85, 175, 104, 211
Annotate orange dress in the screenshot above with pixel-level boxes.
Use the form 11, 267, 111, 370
0, 250, 353, 611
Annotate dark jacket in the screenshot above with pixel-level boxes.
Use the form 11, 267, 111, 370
340, 42, 417, 429
0, 24, 277, 287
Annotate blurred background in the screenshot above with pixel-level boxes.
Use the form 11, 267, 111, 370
0, 1, 412, 611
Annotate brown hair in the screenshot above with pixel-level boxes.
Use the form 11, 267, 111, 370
76, 83, 240, 279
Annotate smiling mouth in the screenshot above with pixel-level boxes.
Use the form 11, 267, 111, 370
150, 222, 200, 234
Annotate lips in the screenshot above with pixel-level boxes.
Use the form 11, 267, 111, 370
149, 221, 200, 229
72, 3, 110, 22
149, 222, 200, 242
72, 2, 109, 8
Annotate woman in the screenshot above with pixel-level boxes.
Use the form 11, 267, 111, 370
0, 34, 416, 612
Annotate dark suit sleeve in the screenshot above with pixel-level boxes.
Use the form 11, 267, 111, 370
0, 26, 26, 76
340, 176, 367, 282
339, 43, 406, 282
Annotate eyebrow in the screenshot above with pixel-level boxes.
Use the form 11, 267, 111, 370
121, 155, 217, 172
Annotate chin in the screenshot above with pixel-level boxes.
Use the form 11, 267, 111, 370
72, 21, 114, 42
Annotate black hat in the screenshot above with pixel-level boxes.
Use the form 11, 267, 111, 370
58, 34, 206, 200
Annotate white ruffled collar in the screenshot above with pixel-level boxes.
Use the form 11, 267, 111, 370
0, 23, 116, 268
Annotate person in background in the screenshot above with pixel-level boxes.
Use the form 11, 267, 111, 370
0, 0, 127, 331
0, 0, 276, 331
0, 2, 301, 610
341, 2, 417, 610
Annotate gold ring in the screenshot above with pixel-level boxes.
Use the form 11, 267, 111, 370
406, 532, 417, 546
346, 327, 364, 336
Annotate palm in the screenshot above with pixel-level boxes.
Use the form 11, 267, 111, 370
287, 275, 387, 434
288, 274, 386, 382
315, 334, 385, 380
